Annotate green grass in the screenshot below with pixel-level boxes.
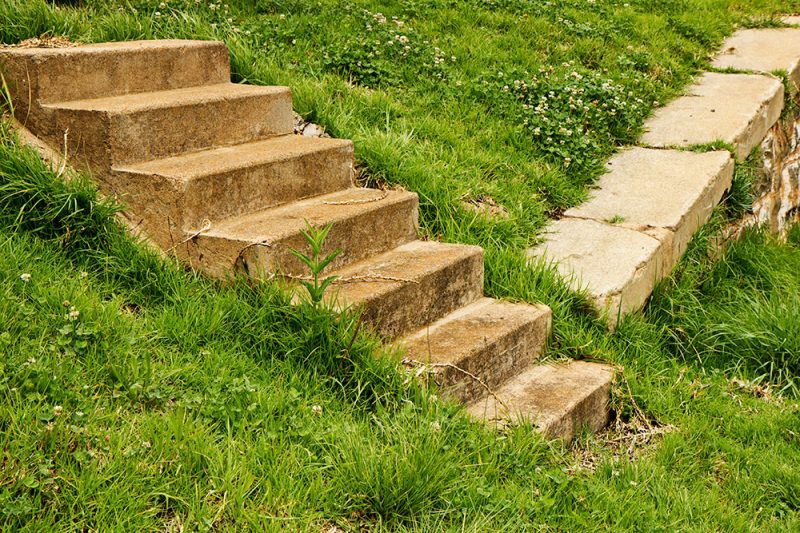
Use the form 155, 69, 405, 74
2, 0, 800, 529
2, 103, 800, 530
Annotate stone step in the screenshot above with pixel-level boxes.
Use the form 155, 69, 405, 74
712, 28, 800, 87
328, 240, 484, 340
564, 148, 734, 267
114, 135, 355, 248
0, 40, 230, 132
186, 188, 418, 278
467, 360, 613, 440
530, 218, 669, 328
640, 72, 783, 160
41, 83, 293, 173
396, 298, 552, 403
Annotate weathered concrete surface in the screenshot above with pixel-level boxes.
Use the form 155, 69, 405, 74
785, 16, 800, 26
530, 218, 670, 326
189, 188, 419, 278
641, 72, 784, 160
565, 148, 733, 265
467, 360, 613, 441
712, 28, 800, 87
0, 40, 229, 134
43, 83, 293, 173
397, 298, 552, 403
329, 240, 485, 340
114, 135, 355, 248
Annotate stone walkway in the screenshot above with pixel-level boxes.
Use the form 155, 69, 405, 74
531, 18, 800, 327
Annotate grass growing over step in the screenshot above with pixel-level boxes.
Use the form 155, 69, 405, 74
2, 119, 800, 529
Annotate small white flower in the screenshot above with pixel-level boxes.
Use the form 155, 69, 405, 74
80, 271, 88, 279
430, 421, 441, 432
68, 306, 80, 321
311, 405, 323, 416
20, 273, 31, 282
154, 11, 161, 17
159, 2, 166, 8
53, 405, 63, 417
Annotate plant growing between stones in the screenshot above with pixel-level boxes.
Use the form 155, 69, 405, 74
290, 221, 341, 308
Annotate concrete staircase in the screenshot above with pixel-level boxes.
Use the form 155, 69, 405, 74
531, 22, 800, 328
0, 39, 612, 440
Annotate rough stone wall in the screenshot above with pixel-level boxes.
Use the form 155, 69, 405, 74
752, 107, 800, 234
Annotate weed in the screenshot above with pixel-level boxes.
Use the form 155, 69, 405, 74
290, 221, 341, 309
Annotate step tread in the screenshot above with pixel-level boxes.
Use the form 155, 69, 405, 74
529, 217, 670, 327
640, 72, 783, 160
45, 82, 288, 112
397, 297, 552, 403
467, 360, 613, 440
712, 28, 800, 82
116, 135, 352, 180
323, 240, 484, 339
330, 240, 483, 306
205, 188, 417, 241
0, 39, 222, 57
398, 297, 550, 365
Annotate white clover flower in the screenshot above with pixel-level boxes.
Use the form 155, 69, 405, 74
20, 273, 31, 282
312, 405, 323, 416
430, 421, 441, 432
53, 405, 63, 417
154, 11, 161, 17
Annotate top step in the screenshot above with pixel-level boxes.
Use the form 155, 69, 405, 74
0, 40, 229, 122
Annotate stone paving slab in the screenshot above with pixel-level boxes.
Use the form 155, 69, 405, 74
712, 28, 800, 86
564, 148, 734, 266
529, 218, 670, 327
397, 298, 552, 403
784, 15, 800, 26
467, 360, 613, 441
640, 72, 784, 160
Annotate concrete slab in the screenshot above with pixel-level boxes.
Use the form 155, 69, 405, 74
116, 135, 355, 248
564, 148, 733, 265
42, 83, 293, 173
467, 360, 613, 440
397, 298, 552, 403
640, 72, 784, 160
783, 15, 800, 26
331, 240, 485, 340
529, 218, 670, 326
712, 28, 800, 86
190, 188, 418, 278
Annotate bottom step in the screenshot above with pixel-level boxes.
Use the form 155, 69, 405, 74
467, 361, 613, 440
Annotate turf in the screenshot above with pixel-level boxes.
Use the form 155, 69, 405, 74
2, 0, 800, 530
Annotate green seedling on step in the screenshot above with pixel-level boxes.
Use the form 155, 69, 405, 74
290, 221, 341, 308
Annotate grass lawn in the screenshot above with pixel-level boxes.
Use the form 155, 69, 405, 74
2, 0, 800, 530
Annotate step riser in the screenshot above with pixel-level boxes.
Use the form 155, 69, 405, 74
438, 313, 550, 403
112, 140, 356, 249
187, 194, 419, 279
1, 41, 230, 133
543, 378, 611, 439
340, 250, 484, 340
41, 90, 293, 172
